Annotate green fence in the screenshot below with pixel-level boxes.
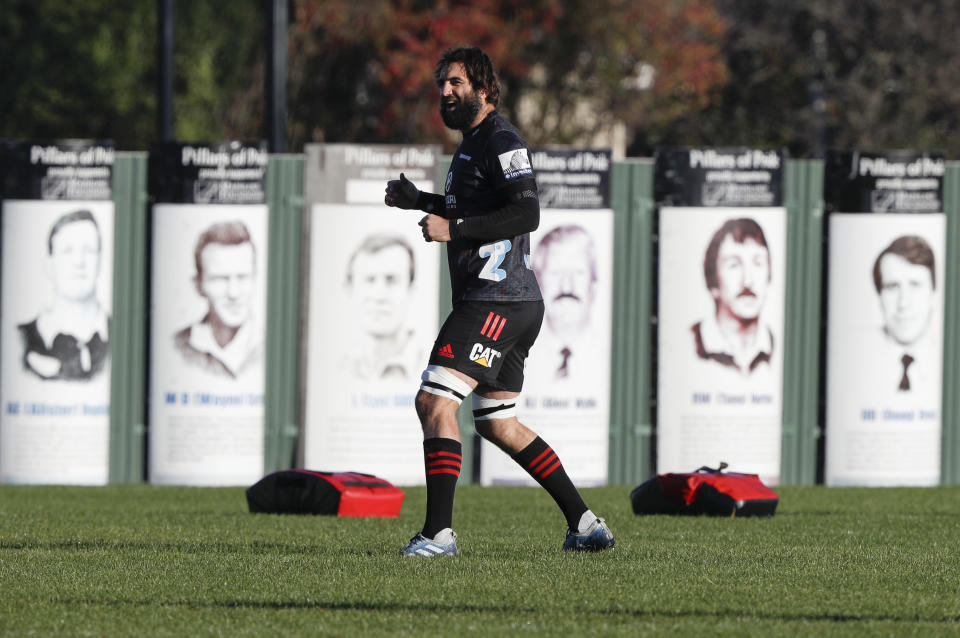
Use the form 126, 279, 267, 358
105, 154, 959, 486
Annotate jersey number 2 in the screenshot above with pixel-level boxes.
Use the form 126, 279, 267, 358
478, 240, 512, 282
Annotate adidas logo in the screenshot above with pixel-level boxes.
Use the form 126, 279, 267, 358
437, 344, 455, 359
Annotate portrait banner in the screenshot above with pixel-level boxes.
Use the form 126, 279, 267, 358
148, 204, 268, 485
654, 147, 784, 208
825, 214, 945, 486
479, 208, 614, 486
0, 200, 115, 484
303, 204, 440, 485
657, 207, 787, 484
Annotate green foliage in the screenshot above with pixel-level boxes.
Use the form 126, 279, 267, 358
3, 1, 960, 155
0, 0, 155, 149
0, 0, 262, 149
663, 0, 960, 157
1, 485, 959, 636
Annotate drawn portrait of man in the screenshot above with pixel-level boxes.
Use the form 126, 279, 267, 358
872, 235, 936, 392
173, 220, 262, 378
342, 233, 420, 380
691, 217, 773, 375
532, 224, 597, 380
17, 209, 110, 381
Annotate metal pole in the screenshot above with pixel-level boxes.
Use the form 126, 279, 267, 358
265, 0, 288, 153
157, 0, 175, 141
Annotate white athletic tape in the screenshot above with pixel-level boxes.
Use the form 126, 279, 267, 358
420, 365, 473, 404
471, 394, 518, 421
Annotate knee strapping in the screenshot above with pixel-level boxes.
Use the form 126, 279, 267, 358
472, 394, 518, 421
420, 365, 473, 404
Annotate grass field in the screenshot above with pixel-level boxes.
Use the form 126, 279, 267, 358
1, 484, 958, 637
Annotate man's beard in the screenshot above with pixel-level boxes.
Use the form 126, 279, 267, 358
440, 92, 483, 130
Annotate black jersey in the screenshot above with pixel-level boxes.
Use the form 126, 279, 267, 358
440, 112, 543, 303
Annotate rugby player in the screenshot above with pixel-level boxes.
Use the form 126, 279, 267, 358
385, 46, 614, 557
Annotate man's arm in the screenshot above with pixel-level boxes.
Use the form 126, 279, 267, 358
448, 188, 539, 241
419, 187, 539, 243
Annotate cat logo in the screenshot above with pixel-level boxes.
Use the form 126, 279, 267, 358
469, 343, 502, 368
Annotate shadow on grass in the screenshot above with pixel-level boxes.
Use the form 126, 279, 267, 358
0, 540, 376, 556
49, 596, 960, 626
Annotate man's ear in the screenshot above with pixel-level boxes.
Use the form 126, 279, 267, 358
478, 89, 488, 102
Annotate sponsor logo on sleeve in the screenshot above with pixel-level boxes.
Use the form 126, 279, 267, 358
497, 148, 533, 181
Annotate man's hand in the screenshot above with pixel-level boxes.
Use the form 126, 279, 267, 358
384, 173, 419, 209
418, 214, 451, 243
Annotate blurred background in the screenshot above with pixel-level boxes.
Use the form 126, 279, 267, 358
3, 0, 958, 157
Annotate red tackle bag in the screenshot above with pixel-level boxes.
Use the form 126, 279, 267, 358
246, 470, 405, 518
630, 464, 778, 517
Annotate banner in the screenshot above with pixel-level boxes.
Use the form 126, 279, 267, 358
531, 149, 611, 209
147, 142, 268, 485
656, 207, 786, 484
654, 147, 783, 207
305, 144, 438, 205
824, 150, 944, 214
480, 209, 614, 485
479, 148, 614, 486
0, 140, 114, 484
302, 144, 441, 486
824, 150, 945, 486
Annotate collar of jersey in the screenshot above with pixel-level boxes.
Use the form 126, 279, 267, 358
467, 110, 498, 136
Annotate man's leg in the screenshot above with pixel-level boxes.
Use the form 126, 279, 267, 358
472, 388, 613, 550
401, 366, 476, 556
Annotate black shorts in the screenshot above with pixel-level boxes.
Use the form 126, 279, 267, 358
427, 300, 544, 392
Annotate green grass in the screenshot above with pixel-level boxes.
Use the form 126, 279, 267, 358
1, 484, 958, 637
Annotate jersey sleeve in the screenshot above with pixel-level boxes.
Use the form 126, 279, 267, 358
449, 131, 540, 241
415, 191, 446, 215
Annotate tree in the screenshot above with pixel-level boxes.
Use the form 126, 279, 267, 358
506, 0, 728, 154
285, 0, 728, 153
0, 1, 155, 149
286, 0, 566, 151
0, 0, 263, 150
664, 0, 960, 157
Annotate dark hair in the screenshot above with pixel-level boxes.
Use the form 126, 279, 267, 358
194, 221, 255, 278
703, 218, 769, 290
533, 224, 596, 282
872, 235, 936, 292
48, 209, 101, 254
346, 234, 415, 285
435, 46, 501, 106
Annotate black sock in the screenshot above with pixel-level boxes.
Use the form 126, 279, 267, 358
421, 437, 462, 539
513, 436, 588, 531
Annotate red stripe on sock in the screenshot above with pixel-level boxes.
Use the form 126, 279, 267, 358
529, 448, 553, 468
533, 452, 558, 475
426, 451, 462, 460
539, 459, 562, 478
427, 460, 461, 470
427, 468, 461, 476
